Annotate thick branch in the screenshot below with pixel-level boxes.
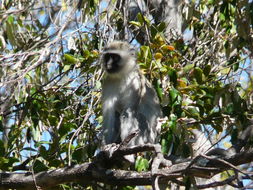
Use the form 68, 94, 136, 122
0, 163, 152, 190
0, 147, 253, 190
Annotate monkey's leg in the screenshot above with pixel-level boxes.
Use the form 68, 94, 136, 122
120, 109, 139, 145
102, 109, 120, 145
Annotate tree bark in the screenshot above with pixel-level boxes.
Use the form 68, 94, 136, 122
1, 147, 253, 190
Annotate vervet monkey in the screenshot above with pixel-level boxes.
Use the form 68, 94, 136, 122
101, 41, 162, 148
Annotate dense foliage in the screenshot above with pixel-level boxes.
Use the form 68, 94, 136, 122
0, 0, 252, 189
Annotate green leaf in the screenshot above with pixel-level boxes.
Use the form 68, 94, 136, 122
0, 157, 19, 170
135, 156, 149, 172
137, 13, 144, 25
161, 138, 169, 154
31, 114, 39, 127
83, 49, 90, 59
36, 141, 52, 146
39, 145, 49, 159
183, 64, 194, 73
212, 124, 223, 133
151, 25, 158, 38
160, 66, 167, 73
193, 67, 204, 84
233, 63, 239, 72
168, 121, 176, 132
95, 81, 101, 90
169, 87, 181, 106
203, 64, 211, 76
138, 46, 152, 65
143, 16, 151, 26
121, 186, 136, 190
168, 67, 178, 86
182, 143, 190, 157
0, 140, 5, 156
219, 12, 226, 21
154, 79, 163, 101
63, 64, 71, 71
221, 170, 235, 180
157, 22, 166, 32
33, 160, 49, 172
59, 123, 75, 137
64, 54, 78, 64
224, 103, 234, 115
22, 147, 37, 152
7, 15, 14, 25
72, 148, 85, 162
169, 114, 177, 129
6, 21, 17, 47
0, 119, 3, 131
186, 106, 200, 118
49, 159, 62, 167
48, 115, 57, 126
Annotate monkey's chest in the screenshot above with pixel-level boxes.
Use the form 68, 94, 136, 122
103, 78, 140, 112
114, 96, 129, 112
114, 91, 135, 112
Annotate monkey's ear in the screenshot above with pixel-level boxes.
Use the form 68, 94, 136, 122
129, 47, 136, 56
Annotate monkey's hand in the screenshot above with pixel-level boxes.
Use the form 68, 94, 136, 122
94, 143, 121, 168
102, 143, 120, 158
120, 129, 140, 147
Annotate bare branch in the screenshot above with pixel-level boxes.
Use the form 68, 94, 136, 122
0, 145, 253, 190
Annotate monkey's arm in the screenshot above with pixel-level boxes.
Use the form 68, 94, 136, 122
120, 109, 140, 146
102, 104, 121, 145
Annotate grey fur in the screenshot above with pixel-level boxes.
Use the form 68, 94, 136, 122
101, 41, 162, 147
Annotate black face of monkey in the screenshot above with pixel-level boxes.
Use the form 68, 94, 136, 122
103, 53, 123, 73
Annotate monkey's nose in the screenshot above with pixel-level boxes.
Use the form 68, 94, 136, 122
106, 57, 113, 70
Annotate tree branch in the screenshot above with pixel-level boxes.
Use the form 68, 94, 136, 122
0, 145, 253, 190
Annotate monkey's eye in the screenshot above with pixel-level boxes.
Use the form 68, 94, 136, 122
104, 53, 121, 65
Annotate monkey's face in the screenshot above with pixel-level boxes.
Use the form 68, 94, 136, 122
103, 52, 123, 74
102, 41, 136, 76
